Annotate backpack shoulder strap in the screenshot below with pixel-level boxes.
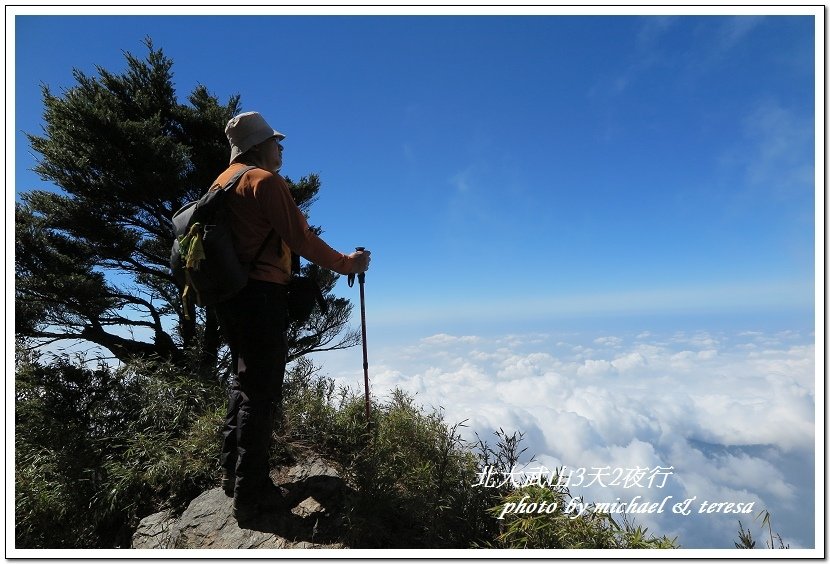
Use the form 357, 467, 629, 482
215, 165, 257, 192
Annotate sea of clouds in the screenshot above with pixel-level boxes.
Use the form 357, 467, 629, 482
318, 326, 816, 549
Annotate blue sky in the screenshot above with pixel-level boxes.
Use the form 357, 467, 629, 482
11, 7, 822, 553
14, 13, 816, 330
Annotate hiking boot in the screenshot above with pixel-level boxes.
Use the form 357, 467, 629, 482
233, 482, 286, 523
221, 469, 235, 498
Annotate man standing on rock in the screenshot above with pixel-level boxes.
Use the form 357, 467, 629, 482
214, 111, 370, 521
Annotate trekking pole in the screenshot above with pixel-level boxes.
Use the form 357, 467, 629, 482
348, 247, 371, 428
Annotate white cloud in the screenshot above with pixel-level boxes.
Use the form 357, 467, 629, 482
611, 351, 647, 372
420, 333, 480, 346
577, 358, 615, 378
316, 327, 816, 549
594, 335, 624, 348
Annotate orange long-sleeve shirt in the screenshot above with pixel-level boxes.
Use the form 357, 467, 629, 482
212, 163, 355, 285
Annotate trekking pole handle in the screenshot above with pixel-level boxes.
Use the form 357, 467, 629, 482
355, 247, 366, 284
348, 247, 367, 286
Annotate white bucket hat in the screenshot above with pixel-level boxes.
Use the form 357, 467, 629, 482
225, 111, 285, 164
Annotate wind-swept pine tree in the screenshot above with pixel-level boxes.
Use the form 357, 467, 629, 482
16, 38, 358, 373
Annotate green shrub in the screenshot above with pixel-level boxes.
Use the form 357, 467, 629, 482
489, 485, 678, 549
280, 367, 520, 548
15, 349, 226, 548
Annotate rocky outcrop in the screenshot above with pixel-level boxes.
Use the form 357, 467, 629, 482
132, 455, 351, 549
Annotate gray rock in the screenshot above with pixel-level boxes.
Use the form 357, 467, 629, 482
131, 455, 350, 550
131, 509, 177, 549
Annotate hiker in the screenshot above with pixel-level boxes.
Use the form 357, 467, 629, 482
214, 111, 370, 520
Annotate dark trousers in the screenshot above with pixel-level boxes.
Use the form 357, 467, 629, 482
215, 279, 288, 499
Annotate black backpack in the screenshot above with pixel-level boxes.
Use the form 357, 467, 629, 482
170, 166, 273, 310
